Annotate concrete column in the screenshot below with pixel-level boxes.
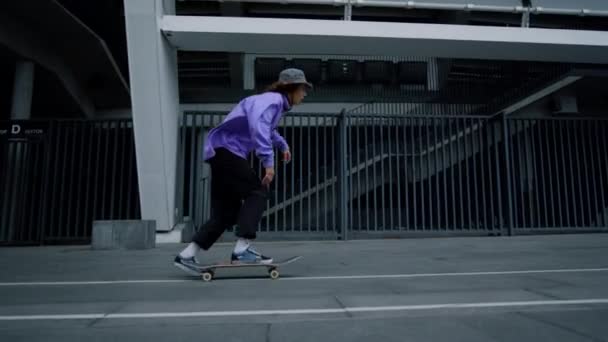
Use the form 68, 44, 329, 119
124, 0, 180, 231
10, 61, 34, 120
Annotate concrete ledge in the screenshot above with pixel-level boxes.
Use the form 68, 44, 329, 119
92, 220, 156, 250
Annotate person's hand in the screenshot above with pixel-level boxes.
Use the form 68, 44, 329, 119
282, 149, 292, 163
262, 167, 275, 188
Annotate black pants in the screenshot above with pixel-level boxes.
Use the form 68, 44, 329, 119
192, 148, 269, 250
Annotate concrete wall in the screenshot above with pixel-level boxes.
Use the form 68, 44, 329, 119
124, 0, 180, 232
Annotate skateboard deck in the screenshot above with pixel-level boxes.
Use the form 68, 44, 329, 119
197, 256, 302, 281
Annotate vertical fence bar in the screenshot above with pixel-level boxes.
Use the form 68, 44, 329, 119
188, 114, 197, 225
601, 121, 608, 227
299, 115, 303, 232
492, 120, 503, 233
450, 118, 456, 230
348, 116, 354, 233
101, 122, 112, 221
560, 121, 580, 227
356, 117, 362, 231
412, 118, 417, 230
380, 116, 386, 230
527, 120, 540, 228
442, 118, 449, 231
569, 121, 585, 227
556, 120, 568, 228
464, 118, 472, 230
568, 120, 582, 227
471, 119, 479, 229
419, 118, 425, 230
388, 118, 394, 231
404, 117, 410, 230
433, 118, 441, 230
456, 118, 464, 230
594, 121, 606, 227
37, 139, 48, 241
478, 119, 488, 230
365, 116, 370, 231
15, 142, 28, 242
338, 110, 348, 240
289, 115, 295, 232
425, 117, 432, 231
486, 120, 495, 230
372, 116, 378, 231
551, 121, 572, 227
586, 120, 600, 227
0, 143, 8, 241
503, 115, 515, 236
75, 121, 87, 235
379, 117, 390, 230
580, 120, 593, 227
516, 120, 525, 229
28, 142, 41, 241
91, 123, 102, 229
307, 115, 312, 233
315, 117, 320, 233
521, 120, 535, 228
282, 121, 287, 233
537, 121, 548, 228
49, 121, 66, 239
396, 118, 402, 230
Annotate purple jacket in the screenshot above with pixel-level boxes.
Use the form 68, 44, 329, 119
203, 92, 290, 168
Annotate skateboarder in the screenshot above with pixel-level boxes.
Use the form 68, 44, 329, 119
174, 68, 312, 275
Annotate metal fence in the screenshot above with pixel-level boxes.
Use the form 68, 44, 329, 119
505, 117, 608, 233
178, 111, 608, 240
0, 119, 141, 245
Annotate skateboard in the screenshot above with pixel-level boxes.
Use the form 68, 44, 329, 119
197, 256, 302, 282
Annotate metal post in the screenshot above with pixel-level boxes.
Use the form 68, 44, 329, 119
502, 114, 515, 236
337, 109, 349, 240
521, 9, 531, 28
344, 0, 352, 21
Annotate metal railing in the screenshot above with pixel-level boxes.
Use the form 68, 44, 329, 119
505, 117, 608, 232
0, 119, 141, 245
177, 111, 608, 240
186, 0, 608, 18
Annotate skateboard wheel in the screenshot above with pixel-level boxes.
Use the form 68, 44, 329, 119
202, 272, 213, 282
269, 269, 280, 280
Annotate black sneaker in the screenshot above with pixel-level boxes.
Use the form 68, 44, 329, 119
173, 255, 201, 276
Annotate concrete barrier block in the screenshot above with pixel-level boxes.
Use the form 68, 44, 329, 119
92, 220, 156, 250
179, 219, 195, 243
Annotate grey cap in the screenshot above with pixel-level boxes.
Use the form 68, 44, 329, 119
278, 68, 313, 89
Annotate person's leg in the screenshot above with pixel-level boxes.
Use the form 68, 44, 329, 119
222, 155, 272, 263
175, 154, 240, 273
235, 189, 268, 240
191, 196, 240, 251
187, 154, 241, 251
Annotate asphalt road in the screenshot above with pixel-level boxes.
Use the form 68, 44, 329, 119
1, 234, 608, 341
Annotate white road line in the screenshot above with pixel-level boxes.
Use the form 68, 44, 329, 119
0, 280, 189, 286
283, 267, 608, 281
0, 267, 607, 286
1, 298, 608, 321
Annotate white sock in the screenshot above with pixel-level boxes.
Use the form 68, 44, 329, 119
234, 238, 250, 254
179, 242, 200, 259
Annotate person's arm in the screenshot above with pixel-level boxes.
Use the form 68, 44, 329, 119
271, 129, 289, 152
271, 129, 291, 163
247, 105, 276, 169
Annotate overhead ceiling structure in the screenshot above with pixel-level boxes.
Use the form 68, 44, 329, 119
162, 15, 608, 64
0, 0, 130, 117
